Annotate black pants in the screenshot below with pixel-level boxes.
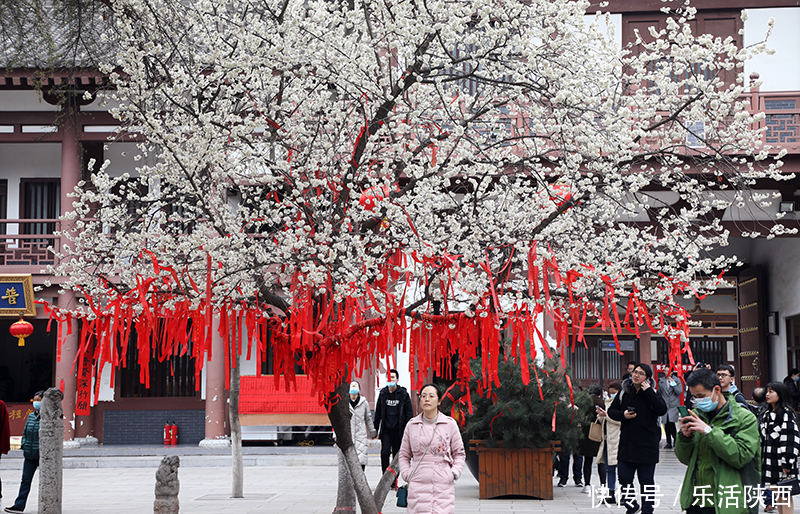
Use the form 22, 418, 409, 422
685, 507, 715, 514
664, 422, 677, 446
618, 461, 656, 514
380, 429, 403, 473
583, 456, 595, 485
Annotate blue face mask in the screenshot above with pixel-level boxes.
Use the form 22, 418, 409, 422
33, 401, 41, 410
794, 376, 799, 382
695, 393, 719, 413
387, 381, 397, 388
349, 389, 359, 395
610, 393, 617, 400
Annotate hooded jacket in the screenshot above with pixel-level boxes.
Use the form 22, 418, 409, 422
350, 395, 377, 465
374, 385, 413, 437
607, 377, 667, 464
675, 397, 760, 514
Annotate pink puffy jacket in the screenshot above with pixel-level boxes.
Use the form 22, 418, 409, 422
398, 413, 466, 514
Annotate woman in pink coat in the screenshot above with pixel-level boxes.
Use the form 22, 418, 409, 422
399, 383, 466, 514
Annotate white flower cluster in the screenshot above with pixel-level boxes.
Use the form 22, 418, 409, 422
54, 0, 785, 342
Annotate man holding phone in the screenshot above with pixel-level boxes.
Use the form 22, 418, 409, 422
607, 363, 667, 514
674, 368, 760, 514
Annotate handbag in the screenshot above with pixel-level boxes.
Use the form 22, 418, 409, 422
588, 421, 603, 443
396, 485, 408, 507
397, 424, 439, 508
778, 474, 800, 496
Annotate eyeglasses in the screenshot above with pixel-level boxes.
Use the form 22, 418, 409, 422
420, 394, 438, 399
632, 370, 647, 376
716, 373, 731, 378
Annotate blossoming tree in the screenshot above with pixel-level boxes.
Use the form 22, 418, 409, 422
48, 0, 788, 511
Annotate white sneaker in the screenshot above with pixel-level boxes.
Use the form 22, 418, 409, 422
582, 485, 592, 494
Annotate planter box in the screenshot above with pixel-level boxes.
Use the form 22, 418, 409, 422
469, 440, 560, 500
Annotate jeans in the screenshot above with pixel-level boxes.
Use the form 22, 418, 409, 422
380, 429, 402, 473
600, 445, 617, 491
13, 458, 39, 510
617, 460, 656, 514
558, 453, 583, 484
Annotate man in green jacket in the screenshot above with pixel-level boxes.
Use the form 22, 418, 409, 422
676, 369, 761, 514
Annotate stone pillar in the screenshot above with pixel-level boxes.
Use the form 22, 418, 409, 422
154, 456, 180, 514
39, 387, 64, 514
56, 111, 82, 446
199, 319, 229, 447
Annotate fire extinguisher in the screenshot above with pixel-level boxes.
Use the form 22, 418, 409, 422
163, 422, 171, 445
170, 422, 178, 445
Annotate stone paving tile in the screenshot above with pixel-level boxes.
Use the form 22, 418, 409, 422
0, 447, 721, 513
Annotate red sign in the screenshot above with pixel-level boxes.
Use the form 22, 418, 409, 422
75, 351, 93, 416
654, 364, 693, 373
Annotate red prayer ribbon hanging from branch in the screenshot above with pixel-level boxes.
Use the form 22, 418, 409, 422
42, 244, 704, 409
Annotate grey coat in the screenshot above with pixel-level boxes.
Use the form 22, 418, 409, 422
351, 395, 377, 465
658, 374, 683, 423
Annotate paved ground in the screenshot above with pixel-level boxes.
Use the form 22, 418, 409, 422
0, 446, 693, 513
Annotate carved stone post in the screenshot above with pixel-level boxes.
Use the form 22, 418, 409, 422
154, 456, 180, 514
39, 387, 64, 514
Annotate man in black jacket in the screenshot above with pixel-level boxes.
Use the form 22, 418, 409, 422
373, 369, 413, 473
608, 363, 667, 514
783, 368, 800, 410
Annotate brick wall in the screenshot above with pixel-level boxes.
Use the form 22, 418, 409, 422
103, 409, 205, 445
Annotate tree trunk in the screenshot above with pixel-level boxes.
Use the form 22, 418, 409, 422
373, 453, 400, 512
230, 351, 244, 498
328, 381, 380, 514
333, 449, 357, 513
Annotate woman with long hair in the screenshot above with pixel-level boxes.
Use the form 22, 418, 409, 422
398, 384, 466, 514
761, 381, 800, 514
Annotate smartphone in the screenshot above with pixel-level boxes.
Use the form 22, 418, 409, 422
626, 406, 635, 412
677, 405, 690, 418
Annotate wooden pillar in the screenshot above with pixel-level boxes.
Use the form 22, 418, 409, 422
56, 112, 81, 445
199, 318, 229, 447
639, 332, 652, 368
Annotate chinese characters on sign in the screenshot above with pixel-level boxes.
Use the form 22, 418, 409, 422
589, 485, 791, 509
2, 287, 19, 305
75, 351, 93, 416
7, 408, 33, 421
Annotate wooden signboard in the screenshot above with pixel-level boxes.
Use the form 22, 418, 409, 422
0, 274, 36, 316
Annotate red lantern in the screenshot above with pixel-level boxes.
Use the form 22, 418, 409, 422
10, 317, 33, 347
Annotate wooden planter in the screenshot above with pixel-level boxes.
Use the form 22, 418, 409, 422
469, 440, 560, 500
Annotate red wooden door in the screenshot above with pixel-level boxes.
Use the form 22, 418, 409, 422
736, 266, 768, 401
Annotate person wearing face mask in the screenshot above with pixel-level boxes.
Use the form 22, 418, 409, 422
675, 369, 760, 514
759, 382, 800, 514
658, 366, 684, 450
345, 381, 377, 471
5, 391, 45, 514
373, 369, 413, 475
607, 363, 667, 514
782, 369, 800, 411
595, 381, 622, 504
